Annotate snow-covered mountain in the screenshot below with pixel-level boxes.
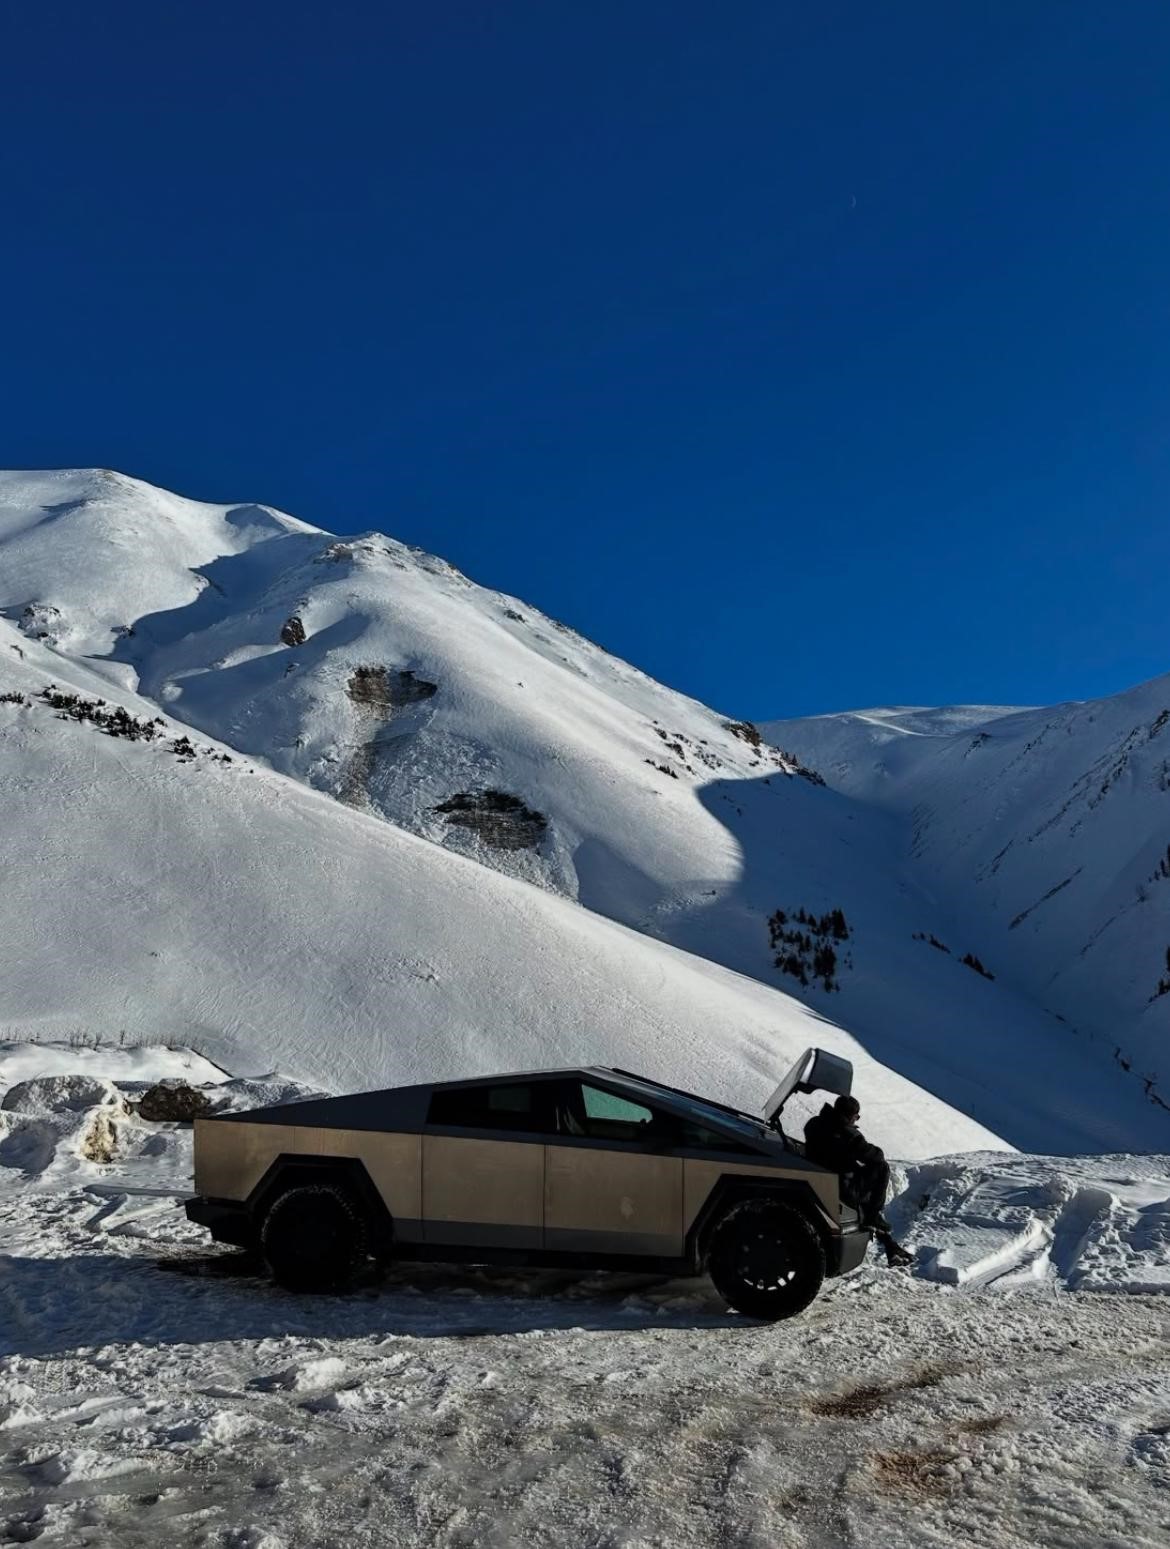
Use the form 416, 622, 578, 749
0, 612, 1000, 1161
766, 692, 1170, 1110
1, 468, 1165, 1151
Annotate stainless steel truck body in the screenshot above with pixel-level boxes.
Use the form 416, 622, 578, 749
186, 1048, 870, 1319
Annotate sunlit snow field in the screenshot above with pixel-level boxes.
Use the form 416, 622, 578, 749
1, 1044, 1167, 1548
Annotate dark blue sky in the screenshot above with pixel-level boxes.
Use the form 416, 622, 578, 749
4, 3, 1169, 716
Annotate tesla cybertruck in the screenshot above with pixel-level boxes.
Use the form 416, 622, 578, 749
186, 1047, 868, 1319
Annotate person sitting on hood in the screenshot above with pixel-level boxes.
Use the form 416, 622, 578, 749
804, 1094, 912, 1267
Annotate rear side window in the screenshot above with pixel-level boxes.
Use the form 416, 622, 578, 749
427, 1083, 546, 1133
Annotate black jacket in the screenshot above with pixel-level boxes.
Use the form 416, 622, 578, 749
803, 1103, 871, 1174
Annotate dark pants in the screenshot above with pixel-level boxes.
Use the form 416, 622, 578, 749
840, 1144, 891, 1233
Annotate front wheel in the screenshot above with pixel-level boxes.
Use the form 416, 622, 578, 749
707, 1199, 825, 1320
260, 1182, 369, 1292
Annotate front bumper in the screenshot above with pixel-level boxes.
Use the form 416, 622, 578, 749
185, 1196, 254, 1249
832, 1227, 873, 1276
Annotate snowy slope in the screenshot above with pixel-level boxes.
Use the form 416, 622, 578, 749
767, 685, 1170, 1106
2, 468, 1165, 1151
0, 469, 320, 666
762, 703, 1028, 790
0, 470, 823, 914
0, 616, 1009, 1161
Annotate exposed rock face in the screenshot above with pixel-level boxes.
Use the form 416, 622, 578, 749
280, 614, 306, 647
339, 667, 440, 808
346, 667, 438, 713
723, 718, 825, 784
137, 1081, 212, 1123
723, 718, 763, 749
434, 790, 548, 851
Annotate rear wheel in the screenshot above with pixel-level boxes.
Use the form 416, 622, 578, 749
707, 1198, 825, 1320
260, 1182, 369, 1292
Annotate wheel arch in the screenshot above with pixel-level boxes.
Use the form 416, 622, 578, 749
246, 1154, 395, 1251
688, 1174, 836, 1269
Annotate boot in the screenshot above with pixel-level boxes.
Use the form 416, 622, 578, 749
877, 1230, 913, 1268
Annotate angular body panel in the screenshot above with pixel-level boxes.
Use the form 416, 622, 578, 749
193, 1118, 296, 1200
422, 1135, 543, 1247
683, 1157, 838, 1233
545, 1144, 683, 1255
293, 1126, 422, 1230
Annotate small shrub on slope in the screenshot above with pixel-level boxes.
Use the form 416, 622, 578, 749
768, 907, 852, 991
961, 953, 995, 980
913, 931, 952, 954
39, 687, 164, 741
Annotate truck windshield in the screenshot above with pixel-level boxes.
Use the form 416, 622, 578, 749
665, 1091, 771, 1143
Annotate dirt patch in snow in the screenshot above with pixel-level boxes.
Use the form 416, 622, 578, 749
952, 1413, 1008, 1435
870, 1447, 957, 1498
807, 1362, 959, 1419
80, 1109, 119, 1163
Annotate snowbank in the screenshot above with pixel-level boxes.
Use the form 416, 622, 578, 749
891, 1152, 1170, 1294
0, 1043, 318, 1195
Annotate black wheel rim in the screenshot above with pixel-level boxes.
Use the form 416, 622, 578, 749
733, 1227, 799, 1291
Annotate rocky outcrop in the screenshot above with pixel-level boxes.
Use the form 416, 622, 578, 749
339, 667, 440, 808
346, 667, 438, 713
137, 1081, 212, 1123
434, 790, 548, 851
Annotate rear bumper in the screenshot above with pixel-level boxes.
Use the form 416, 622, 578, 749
185, 1196, 254, 1249
831, 1227, 872, 1276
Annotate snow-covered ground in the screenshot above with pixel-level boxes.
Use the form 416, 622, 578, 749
1, 1044, 1167, 1548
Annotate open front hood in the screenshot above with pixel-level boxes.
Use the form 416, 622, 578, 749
763, 1046, 853, 1126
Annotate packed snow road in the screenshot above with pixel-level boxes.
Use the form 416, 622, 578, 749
2, 1187, 1169, 1549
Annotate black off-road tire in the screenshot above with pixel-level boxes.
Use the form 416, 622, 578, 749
707, 1198, 826, 1320
260, 1182, 369, 1293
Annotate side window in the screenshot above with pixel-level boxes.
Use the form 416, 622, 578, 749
573, 1083, 661, 1142
678, 1120, 753, 1154
427, 1083, 547, 1133
582, 1086, 652, 1126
